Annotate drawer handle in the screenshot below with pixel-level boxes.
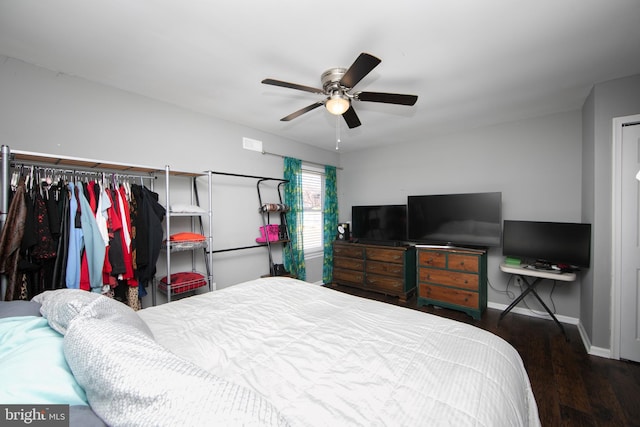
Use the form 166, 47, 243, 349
459, 261, 464, 266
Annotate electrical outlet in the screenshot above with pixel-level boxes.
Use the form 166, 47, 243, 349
242, 137, 263, 152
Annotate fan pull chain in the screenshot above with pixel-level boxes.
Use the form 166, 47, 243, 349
335, 116, 341, 150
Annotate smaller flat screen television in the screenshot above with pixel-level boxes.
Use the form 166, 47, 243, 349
407, 192, 502, 247
351, 205, 407, 244
502, 220, 591, 268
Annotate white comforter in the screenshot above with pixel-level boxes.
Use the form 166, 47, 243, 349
139, 277, 540, 427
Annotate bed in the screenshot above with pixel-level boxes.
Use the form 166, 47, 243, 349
1, 277, 540, 426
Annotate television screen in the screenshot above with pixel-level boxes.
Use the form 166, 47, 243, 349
502, 220, 591, 268
407, 192, 502, 247
351, 205, 407, 243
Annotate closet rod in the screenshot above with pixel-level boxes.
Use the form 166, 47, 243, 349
207, 170, 288, 182
10, 163, 157, 181
209, 244, 267, 254
260, 150, 343, 170
9, 161, 156, 179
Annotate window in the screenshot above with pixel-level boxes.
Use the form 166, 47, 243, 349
301, 165, 324, 255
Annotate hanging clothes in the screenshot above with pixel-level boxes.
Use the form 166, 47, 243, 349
0, 163, 160, 309
20, 189, 37, 254
118, 184, 133, 251
29, 190, 57, 261
65, 182, 83, 289
0, 177, 27, 301
95, 181, 110, 246
130, 184, 165, 288
116, 184, 139, 309
78, 185, 106, 293
51, 183, 70, 289
45, 184, 61, 239
105, 187, 126, 278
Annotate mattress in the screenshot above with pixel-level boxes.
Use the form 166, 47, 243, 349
138, 277, 540, 426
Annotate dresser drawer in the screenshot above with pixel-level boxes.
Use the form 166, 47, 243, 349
420, 284, 478, 309
334, 244, 364, 259
447, 254, 479, 273
333, 268, 364, 285
366, 248, 405, 264
366, 260, 404, 278
416, 247, 486, 319
335, 257, 365, 271
418, 251, 447, 268
419, 268, 479, 291
366, 275, 404, 293
332, 242, 415, 302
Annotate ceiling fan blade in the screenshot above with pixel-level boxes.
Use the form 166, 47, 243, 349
262, 78, 324, 94
280, 102, 324, 121
342, 106, 361, 129
340, 53, 381, 89
355, 91, 418, 106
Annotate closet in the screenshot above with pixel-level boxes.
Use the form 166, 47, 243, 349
0, 145, 296, 305
0, 145, 170, 308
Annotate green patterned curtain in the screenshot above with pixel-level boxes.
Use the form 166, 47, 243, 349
283, 157, 306, 280
322, 165, 338, 284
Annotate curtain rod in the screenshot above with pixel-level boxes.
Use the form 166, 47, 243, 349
261, 150, 343, 170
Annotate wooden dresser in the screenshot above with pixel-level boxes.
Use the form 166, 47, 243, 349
332, 241, 416, 302
416, 246, 487, 319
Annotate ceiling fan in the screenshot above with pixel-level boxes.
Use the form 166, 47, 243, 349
261, 52, 418, 129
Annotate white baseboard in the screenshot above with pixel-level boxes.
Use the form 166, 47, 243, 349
487, 301, 579, 325
576, 320, 612, 359
487, 302, 612, 359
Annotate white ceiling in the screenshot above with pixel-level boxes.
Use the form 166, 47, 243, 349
1, 1, 640, 153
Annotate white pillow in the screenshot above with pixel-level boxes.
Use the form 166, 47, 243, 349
64, 316, 290, 427
32, 289, 152, 338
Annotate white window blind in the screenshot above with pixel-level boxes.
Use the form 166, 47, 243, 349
301, 166, 324, 254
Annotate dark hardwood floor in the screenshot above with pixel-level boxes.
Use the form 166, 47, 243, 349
324, 283, 640, 427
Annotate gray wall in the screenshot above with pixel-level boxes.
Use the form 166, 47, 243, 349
0, 56, 338, 305
4, 53, 640, 352
581, 74, 640, 350
339, 110, 584, 319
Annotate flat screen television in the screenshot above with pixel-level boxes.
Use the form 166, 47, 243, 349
502, 220, 591, 268
351, 205, 407, 244
407, 192, 502, 247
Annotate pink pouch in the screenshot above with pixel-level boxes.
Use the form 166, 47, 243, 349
256, 224, 281, 242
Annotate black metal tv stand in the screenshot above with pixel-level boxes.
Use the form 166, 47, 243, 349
498, 263, 576, 341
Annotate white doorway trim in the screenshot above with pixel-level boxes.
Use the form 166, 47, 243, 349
611, 113, 640, 360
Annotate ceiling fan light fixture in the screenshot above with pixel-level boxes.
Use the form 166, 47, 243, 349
325, 93, 350, 115
262, 53, 417, 129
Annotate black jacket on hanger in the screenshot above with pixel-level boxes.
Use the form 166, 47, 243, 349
51, 183, 70, 289
131, 184, 165, 286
